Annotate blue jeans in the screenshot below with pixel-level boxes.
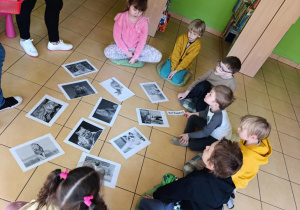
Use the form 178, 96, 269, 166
0, 43, 5, 107
160, 59, 187, 84
139, 199, 174, 210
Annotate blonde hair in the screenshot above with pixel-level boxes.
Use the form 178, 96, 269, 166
240, 115, 271, 142
188, 19, 206, 37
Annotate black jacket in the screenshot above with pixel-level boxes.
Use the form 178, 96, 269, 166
153, 169, 235, 210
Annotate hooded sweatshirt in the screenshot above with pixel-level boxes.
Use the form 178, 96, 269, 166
153, 169, 235, 210
232, 138, 272, 189
113, 11, 149, 60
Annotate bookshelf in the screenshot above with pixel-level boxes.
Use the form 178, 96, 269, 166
223, 0, 260, 43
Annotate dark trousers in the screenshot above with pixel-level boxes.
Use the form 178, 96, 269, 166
185, 115, 218, 151
187, 80, 212, 112
139, 199, 174, 210
16, 0, 63, 42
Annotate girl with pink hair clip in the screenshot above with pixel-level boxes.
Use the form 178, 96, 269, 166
4, 167, 107, 210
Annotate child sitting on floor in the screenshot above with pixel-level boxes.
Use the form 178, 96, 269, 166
138, 139, 243, 210
178, 56, 241, 112
158, 19, 206, 85
104, 0, 162, 66
170, 85, 235, 151
4, 166, 107, 210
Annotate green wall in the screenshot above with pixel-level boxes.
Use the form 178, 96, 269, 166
170, 1, 300, 65
273, 17, 300, 64
169, 0, 237, 31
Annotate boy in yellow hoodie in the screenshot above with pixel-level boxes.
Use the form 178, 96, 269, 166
159, 19, 206, 85
227, 115, 272, 208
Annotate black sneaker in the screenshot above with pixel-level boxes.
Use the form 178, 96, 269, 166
0, 96, 23, 112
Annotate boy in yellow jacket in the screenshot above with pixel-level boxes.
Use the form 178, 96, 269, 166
227, 115, 272, 208
159, 19, 206, 85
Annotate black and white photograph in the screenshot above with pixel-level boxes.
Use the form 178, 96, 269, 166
110, 127, 151, 159
77, 153, 121, 188
89, 97, 121, 127
58, 79, 98, 100
100, 77, 134, 102
9, 134, 65, 172
62, 59, 98, 78
25, 95, 68, 127
136, 108, 169, 127
167, 110, 185, 115
64, 118, 105, 153
140, 82, 168, 103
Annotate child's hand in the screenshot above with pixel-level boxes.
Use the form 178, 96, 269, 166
143, 194, 154, 199
129, 57, 136, 64
179, 133, 189, 145
177, 90, 190, 100
183, 112, 192, 118
167, 70, 177, 79
126, 51, 134, 58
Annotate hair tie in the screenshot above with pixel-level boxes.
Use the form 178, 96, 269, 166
60, 168, 68, 180
84, 195, 93, 207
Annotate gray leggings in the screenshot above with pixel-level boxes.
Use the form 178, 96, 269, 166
104, 44, 162, 63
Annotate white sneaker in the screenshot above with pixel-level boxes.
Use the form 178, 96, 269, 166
47, 40, 73, 51
20, 39, 38, 57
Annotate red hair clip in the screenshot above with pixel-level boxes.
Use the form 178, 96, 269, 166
84, 195, 93, 207
60, 168, 68, 180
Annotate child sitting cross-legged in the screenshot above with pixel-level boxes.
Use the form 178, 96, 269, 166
178, 56, 241, 112
170, 85, 235, 151
138, 139, 243, 210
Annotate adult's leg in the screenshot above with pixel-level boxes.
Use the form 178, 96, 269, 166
104, 44, 128, 60
139, 199, 174, 210
0, 44, 5, 106
45, 0, 63, 42
188, 136, 218, 151
16, 0, 37, 39
4, 201, 28, 210
186, 80, 211, 111
159, 59, 172, 78
183, 115, 207, 134
137, 45, 162, 63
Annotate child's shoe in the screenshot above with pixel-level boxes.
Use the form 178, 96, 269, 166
20, 39, 38, 57
0, 96, 23, 112
170, 137, 188, 147
47, 40, 73, 51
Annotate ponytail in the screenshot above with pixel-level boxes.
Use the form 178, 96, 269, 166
36, 169, 63, 209
89, 195, 107, 210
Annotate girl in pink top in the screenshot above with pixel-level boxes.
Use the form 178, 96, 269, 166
104, 0, 162, 64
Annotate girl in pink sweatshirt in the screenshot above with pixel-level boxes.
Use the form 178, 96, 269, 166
104, 0, 162, 64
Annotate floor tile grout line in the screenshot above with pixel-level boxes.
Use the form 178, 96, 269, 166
15, 167, 38, 201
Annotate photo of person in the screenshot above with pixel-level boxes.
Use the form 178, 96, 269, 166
26, 95, 68, 127
110, 127, 151, 159
136, 108, 169, 127
77, 153, 121, 188
10, 134, 65, 172
89, 97, 121, 127
140, 82, 168, 103
64, 118, 105, 153
58, 79, 98, 100
62, 59, 98, 78
100, 77, 134, 102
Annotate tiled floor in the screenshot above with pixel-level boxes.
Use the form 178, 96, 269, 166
0, 0, 299, 209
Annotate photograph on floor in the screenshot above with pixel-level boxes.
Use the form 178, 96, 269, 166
64, 118, 105, 153
100, 77, 134, 102
140, 82, 168, 103
62, 59, 98, 78
77, 152, 121, 188
110, 127, 151, 159
136, 108, 169, 127
89, 97, 121, 127
9, 134, 65, 172
167, 110, 185, 115
25, 94, 68, 127
58, 79, 98, 100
